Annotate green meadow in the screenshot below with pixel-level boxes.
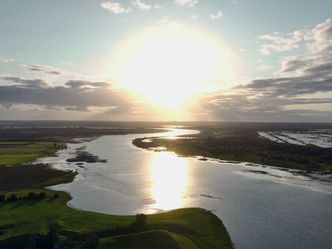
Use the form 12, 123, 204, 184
0, 141, 66, 166
0, 189, 233, 249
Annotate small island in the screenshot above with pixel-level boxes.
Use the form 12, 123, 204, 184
67, 149, 107, 163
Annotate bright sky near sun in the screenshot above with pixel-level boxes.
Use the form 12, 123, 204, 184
0, 0, 332, 121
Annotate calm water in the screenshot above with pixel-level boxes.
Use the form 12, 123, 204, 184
38, 129, 332, 249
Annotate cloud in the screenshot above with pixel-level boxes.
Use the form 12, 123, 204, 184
0, 57, 14, 63
132, 0, 152, 10
198, 19, 332, 122
101, 1, 132, 14
209, 10, 223, 20
200, 73, 332, 121
1, 76, 48, 88
277, 20, 332, 77
154, 16, 177, 27
313, 18, 332, 42
255, 64, 273, 71
258, 19, 332, 55
24, 64, 63, 75
0, 77, 133, 115
174, 0, 198, 8
254, 58, 273, 71
259, 32, 308, 55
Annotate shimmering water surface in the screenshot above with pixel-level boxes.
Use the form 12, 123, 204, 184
38, 129, 332, 249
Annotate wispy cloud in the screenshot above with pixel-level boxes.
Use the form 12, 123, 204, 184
154, 16, 177, 27
100, 1, 132, 14
174, 0, 198, 8
259, 32, 307, 55
132, 0, 152, 11
0, 56, 14, 63
257, 19, 332, 55
209, 10, 223, 20
255, 64, 273, 71
24, 64, 63, 75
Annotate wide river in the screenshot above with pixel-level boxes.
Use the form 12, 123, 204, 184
38, 128, 332, 249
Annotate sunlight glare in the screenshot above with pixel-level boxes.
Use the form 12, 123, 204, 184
109, 22, 236, 110
149, 152, 188, 211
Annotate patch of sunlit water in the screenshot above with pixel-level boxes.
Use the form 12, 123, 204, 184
148, 152, 189, 211
157, 128, 199, 138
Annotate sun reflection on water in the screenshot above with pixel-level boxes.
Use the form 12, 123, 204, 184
149, 152, 189, 211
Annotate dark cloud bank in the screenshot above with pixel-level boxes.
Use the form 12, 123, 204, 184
0, 77, 132, 115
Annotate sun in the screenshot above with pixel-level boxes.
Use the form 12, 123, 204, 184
108, 22, 236, 111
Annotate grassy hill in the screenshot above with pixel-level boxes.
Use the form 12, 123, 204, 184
0, 189, 233, 249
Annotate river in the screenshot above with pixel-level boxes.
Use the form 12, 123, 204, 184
37, 128, 332, 249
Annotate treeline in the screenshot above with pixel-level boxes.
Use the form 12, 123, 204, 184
0, 192, 59, 202
0, 163, 76, 191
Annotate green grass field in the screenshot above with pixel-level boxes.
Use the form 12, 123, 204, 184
99, 230, 199, 249
0, 189, 233, 249
0, 141, 66, 166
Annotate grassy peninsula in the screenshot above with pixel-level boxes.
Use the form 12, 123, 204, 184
133, 123, 332, 173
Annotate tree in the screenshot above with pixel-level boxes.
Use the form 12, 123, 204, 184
6, 194, 18, 202
131, 214, 147, 230
83, 233, 99, 249
27, 192, 38, 200
0, 195, 5, 202
35, 226, 58, 249
38, 192, 46, 199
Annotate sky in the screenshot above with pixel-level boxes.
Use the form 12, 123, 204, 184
0, 0, 332, 121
